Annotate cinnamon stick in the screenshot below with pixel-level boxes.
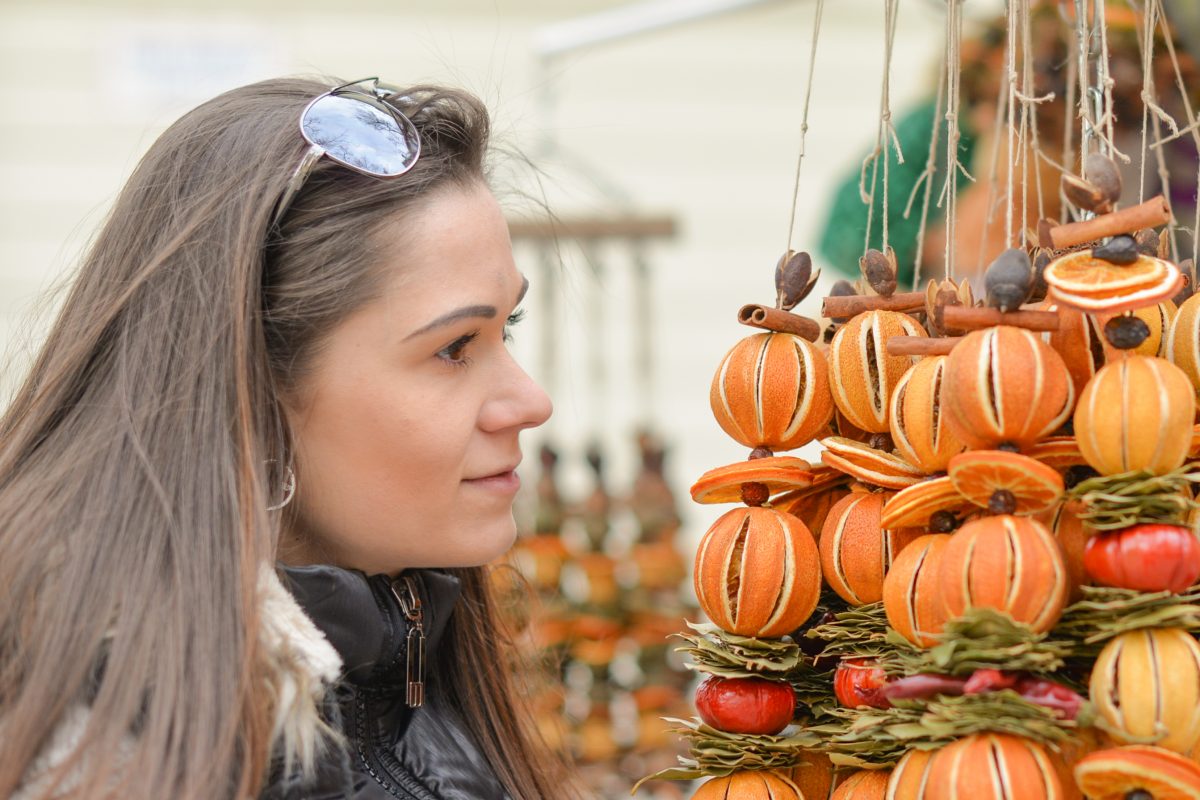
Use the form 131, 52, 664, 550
821, 291, 925, 319
1048, 195, 1171, 250
737, 305, 822, 341
886, 336, 960, 356
941, 305, 1061, 332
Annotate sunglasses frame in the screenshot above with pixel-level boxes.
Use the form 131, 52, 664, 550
268, 77, 421, 233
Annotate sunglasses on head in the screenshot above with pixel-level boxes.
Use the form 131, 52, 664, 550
269, 77, 421, 233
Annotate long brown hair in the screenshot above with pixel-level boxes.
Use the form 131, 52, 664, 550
0, 76, 576, 799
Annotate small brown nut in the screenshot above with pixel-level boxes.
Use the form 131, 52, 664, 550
1083, 152, 1122, 206
860, 247, 898, 298
1061, 173, 1112, 215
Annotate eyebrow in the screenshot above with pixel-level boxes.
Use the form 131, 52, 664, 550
404, 275, 529, 341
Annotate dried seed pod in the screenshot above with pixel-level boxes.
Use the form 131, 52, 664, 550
694, 506, 821, 637
775, 250, 819, 311
860, 247, 898, 298
710, 332, 834, 451
985, 247, 1034, 311
1030, 248, 1053, 302
1103, 314, 1151, 350
828, 310, 927, 433
1174, 259, 1195, 305
1090, 627, 1200, 754
1093, 234, 1140, 265
828, 279, 859, 324
1084, 152, 1123, 206
938, 515, 1069, 632
1062, 172, 1111, 214
1135, 227, 1161, 256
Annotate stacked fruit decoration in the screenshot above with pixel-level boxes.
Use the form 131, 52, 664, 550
643, 150, 1200, 800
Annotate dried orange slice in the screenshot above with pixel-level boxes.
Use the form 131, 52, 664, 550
1075, 745, 1200, 800
820, 436, 924, 490
1026, 436, 1089, 469
880, 475, 972, 529
1050, 272, 1184, 314
948, 450, 1064, 515
1045, 251, 1171, 294
690, 456, 813, 504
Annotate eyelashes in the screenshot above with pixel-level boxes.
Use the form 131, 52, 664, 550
437, 308, 527, 368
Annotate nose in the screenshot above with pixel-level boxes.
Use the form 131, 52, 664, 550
480, 353, 552, 433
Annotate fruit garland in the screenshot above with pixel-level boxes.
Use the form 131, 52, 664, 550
638, 137, 1200, 797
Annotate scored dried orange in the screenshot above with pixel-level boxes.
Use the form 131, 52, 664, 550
883, 533, 950, 648
947, 450, 1064, 516
924, 734, 1063, 800
1043, 301, 1106, 399
821, 492, 924, 605
820, 436, 925, 490
692, 771, 804, 800
890, 356, 967, 474
832, 769, 891, 800
1168, 292, 1200, 395
694, 506, 821, 637
690, 457, 813, 504
886, 748, 936, 800
1075, 745, 1200, 800
710, 332, 834, 451
880, 476, 972, 530
1035, 500, 1091, 602
828, 310, 927, 433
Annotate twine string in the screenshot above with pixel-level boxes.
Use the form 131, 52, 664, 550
784, 0, 826, 254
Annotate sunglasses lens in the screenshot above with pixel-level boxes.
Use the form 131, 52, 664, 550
300, 94, 419, 176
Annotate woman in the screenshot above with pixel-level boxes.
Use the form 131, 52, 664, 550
0, 76, 578, 799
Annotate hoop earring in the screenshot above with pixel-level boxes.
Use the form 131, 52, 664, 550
266, 462, 297, 511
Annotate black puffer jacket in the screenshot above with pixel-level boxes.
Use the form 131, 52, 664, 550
263, 565, 510, 800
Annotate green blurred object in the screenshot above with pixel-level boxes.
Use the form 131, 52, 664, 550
817, 97, 977, 288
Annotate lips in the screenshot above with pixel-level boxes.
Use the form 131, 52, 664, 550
464, 463, 520, 482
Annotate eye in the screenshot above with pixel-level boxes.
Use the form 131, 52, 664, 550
437, 332, 478, 368
503, 308, 527, 344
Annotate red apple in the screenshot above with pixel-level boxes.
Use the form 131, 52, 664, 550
834, 657, 891, 709
694, 675, 795, 735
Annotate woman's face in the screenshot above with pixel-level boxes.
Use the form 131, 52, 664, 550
281, 181, 552, 575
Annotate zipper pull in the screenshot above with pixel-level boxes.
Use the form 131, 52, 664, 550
390, 575, 426, 708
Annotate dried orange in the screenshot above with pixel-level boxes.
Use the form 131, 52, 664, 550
1074, 355, 1196, 476
883, 533, 950, 648
692, 771, 804, 800
1046, 250, 1171, 295
947, 450, 1064, 516
820, 492, 924, 605
828, 310, 926, 433
1168, 292, 1200, 396
780, 751, 835, 800
710, 332, 834, 451
924, 734, 1063, 800
880, 476, 972, 530
1090, 628, 1200, 754
775, 480, 853, 540
938, 515, 1069, 632
943, 326, 1075, 450
1025, 436, 1089, 470
1043, 301, 1107, 399
820, 436, 925, 490
890, 356, 967, 473
1075, 745, 1200, 800
886, 748, 936, 800
1035, 501, 1091, 602
690, 457, 813, 504
694, 506, 821, 637
832, 769, 890, 800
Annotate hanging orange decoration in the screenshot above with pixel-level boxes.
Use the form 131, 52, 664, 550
1044, 250, 1183, 313
1167, 292, 1200, 397
820, 436, 926, 489
690, 456, 814, 504
710, 332, 834, 451
947, 450, 1064, 516
1043, 302, 1107, 399
938, 515, 1068, 632
1075, 745, 1200, 800
691, 770, 804, 799
880, 476, 973, 530
883, 534, 950, 648
694, 506, 821, 637
1073, 355, 1195, 476
1090, 628, 1200, 754
885, 748, 936, 800
1034, 501, 1090, 603
924, 733, 1063, 800
780, 751, 836, 800
942, 326, 1075, 450
820, 491, 924, 605
828, 310, 926, 433
832, 769, 891, 800
889, 356, 967, 474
